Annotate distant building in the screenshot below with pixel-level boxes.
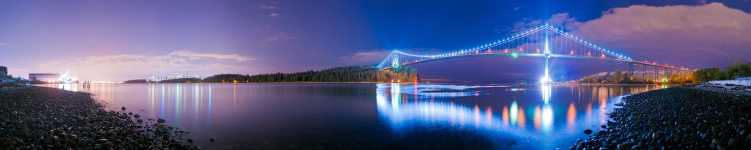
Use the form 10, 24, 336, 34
0, 66, 7, 77
29, 73, 60, 84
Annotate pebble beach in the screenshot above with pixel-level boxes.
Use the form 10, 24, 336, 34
0, 87, 198, 149
574, 87, 751, 149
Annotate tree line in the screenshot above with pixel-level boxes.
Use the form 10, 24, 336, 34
577, 71, 696, 84
694, 63, 751, 82
125, 66, 418, 83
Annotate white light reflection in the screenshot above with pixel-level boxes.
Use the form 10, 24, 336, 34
397, 84, 500, 97
175, 84, 182, 124
390, 83, 401, 110
510, 101, 519, 125
160, 84, 166, 117
207, 84, 213, 125
541, 84, 552, 104
193, 83, 201, 126
149, 84, 156, 114
542, 104, 553, 133
376, 83, 539, 139
540, 84, 553, 132
368, 83, 650, 148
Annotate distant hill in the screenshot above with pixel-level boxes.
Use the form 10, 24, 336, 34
159, 78, 201, 83
576, 71, 695, 84
125, 66, 417, 83
122, 79, 153, 84
204, 66, 417, 83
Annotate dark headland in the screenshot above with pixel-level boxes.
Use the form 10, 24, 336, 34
123, 66, 418, 84
573, 87, 751, 149
0, 87, 198, 149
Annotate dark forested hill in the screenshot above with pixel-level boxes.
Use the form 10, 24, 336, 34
202, 66, 417, 83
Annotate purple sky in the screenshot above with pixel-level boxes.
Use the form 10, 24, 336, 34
0, 0, 749, 82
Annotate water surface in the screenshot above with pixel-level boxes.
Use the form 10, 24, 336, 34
50, 83, 664, 149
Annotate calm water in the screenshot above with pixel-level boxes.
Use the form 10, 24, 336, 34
49, 83, 664, 149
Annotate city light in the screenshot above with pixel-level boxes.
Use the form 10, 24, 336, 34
57, 70, 77, 84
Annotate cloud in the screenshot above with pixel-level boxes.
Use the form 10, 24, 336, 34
36, 50, 254, 81
512, 13, 581, 32
263, 33, 296, 43
169, 50, 251, 61
339, 50, 390, 65
260, 4, 278, 10
518, 3, 751, 68
0, 42, 6, 46
260, 0, 281, 17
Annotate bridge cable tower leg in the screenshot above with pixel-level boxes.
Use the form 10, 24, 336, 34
540, 25, 552, 84
628, 63, 634, 82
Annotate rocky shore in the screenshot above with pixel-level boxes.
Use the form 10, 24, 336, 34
0, 87, 198, 149
574, 87, 751, 149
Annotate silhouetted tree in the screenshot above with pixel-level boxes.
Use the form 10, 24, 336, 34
200, 66, 417, 83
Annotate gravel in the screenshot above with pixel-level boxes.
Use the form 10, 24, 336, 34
573, 87, 751, 150
0, 87, 198, 149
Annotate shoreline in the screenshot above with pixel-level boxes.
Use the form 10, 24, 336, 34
0, 86, 198, 149
111, 82, 668, 86
573, 87, 751, 149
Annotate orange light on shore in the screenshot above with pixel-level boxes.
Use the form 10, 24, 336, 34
518, 108, 526, 128
502, 106, 509, 127
566, 103, 577, 129
534, 106, 542, 129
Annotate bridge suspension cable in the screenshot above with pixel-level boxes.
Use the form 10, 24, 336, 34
376, 24, 691, 82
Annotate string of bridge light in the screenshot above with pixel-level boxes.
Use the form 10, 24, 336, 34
376, 26, 548, 68
387, 24, 633, 61
544, 25, 632, 61
377, 24, 693, 71
388, 25, 547, 59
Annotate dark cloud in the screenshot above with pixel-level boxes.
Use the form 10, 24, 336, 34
569, 3, 751, 68
514, 3, 751, 68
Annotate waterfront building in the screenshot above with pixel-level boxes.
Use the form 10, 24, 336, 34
0, 66, 6, 77
29, 73, 60, 84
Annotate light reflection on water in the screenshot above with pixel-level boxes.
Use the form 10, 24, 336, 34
375, 83, 662, 149
41, 83, 663, 149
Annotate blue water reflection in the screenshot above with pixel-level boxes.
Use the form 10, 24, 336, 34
376, 83, 661, 149
42, 83, 663, 149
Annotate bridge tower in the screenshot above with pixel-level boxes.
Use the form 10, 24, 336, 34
391, 53, 400, 69
540, 24, 553, 84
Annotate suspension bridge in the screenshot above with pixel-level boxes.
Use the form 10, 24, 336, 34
376, 24, 692, 83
